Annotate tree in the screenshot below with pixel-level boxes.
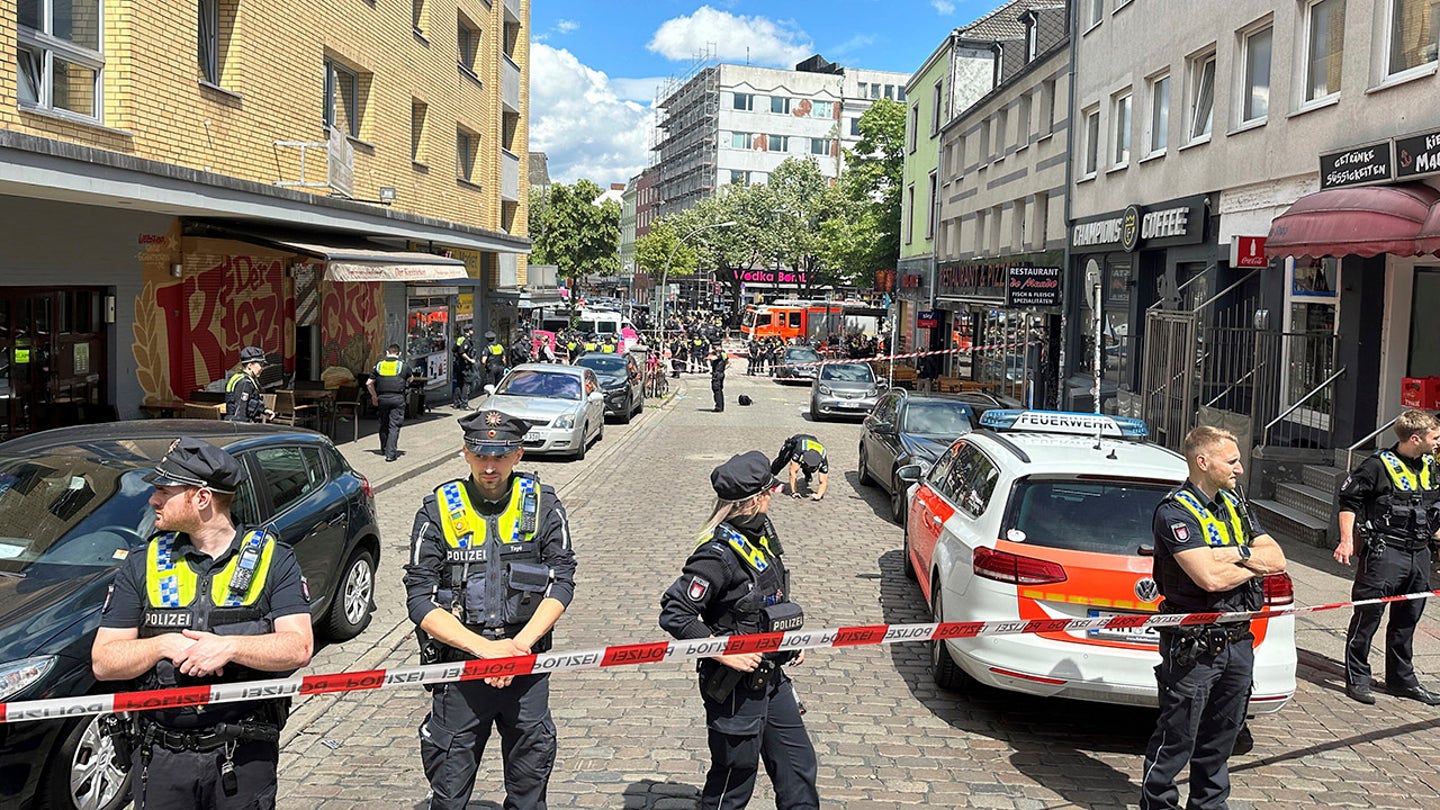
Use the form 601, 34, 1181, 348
822, 98, 906, 283
767, 158, 833, 291
634, 218, 698, 279
529, 179, 622, 283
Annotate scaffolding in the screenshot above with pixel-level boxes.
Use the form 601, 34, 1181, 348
651, 47, 719, 219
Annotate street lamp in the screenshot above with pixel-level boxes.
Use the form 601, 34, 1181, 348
655, 220, 737, 346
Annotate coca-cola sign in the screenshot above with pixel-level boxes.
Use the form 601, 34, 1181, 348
1004, 266, 1061, 308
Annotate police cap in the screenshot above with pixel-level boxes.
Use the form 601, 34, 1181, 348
238, 346, 268, 366
710, 451, 781, 501
459, 409, 528, 456
801, 449, 824, 469
484, 331, 497, 340
144, 437, 247, 494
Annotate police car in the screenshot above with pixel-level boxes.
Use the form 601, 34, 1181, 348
898, 410, 1296, 712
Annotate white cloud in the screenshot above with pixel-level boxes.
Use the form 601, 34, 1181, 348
609, 77, 668, 103
932, 0, 957, 14
556, 19, 579, 34
529, 44, 653, 185
648, 6, 813, 67
829, 34, 876, 58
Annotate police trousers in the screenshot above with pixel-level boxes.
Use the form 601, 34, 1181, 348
712, 379, 725, 412
1140, 633, 1254, 810
376, 393, 406, 459
698, 664, 819, 810
1346, 541, 1432, 690
131, 739, 277, 810
419, 674, 557, 810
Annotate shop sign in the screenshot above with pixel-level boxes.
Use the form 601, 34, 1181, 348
1231, 236, 1268, 268
937, 262, 1008, 300
737, 268, 808, 285
1004, 266, 1061, 308
410, 286, 459, 297
1070, 195, 1207, 253
1395, 129, 1440, 180
1319, 142, 1392, 189
916, 310, 939, 328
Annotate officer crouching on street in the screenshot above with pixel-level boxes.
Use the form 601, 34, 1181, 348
403, 409, 578, 810
1140, 426, 1286, 810
660, 450, 819, 810
92, 437, 313, 809
770, 434, 829, 501
1335, 408, 1440, 705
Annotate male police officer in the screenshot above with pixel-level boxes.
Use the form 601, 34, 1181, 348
454, 327, 477, 409
403, 410, 577, 810
92, 438, 313, 809
1335, 408, 1440, 705
483, 330, 509, 389
770, 434, 829, 500
368, 343, 413, 462
1140, 426, 1286, 810
224, 346, 273, 423
708, 345, 729, 412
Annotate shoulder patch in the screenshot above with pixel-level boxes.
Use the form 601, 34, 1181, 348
101, 583, 114, 614
300, 575, 311, 603
1170, 523, 1190, 542
687, 576, 710, 601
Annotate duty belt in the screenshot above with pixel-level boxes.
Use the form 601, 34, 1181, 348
138, 716, 278, 752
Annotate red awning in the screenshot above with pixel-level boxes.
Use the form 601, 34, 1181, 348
1265, 183, 1440, 259
1419, 197, 1440, 256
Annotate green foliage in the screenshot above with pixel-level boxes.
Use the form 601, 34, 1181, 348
634, 218, 698, 277
821, 98, 906, 282
529, 179, 622, 280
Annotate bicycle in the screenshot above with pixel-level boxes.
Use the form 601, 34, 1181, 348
645, 361, 669, 398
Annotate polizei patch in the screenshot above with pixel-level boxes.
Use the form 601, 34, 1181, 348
688, 576, 710, 601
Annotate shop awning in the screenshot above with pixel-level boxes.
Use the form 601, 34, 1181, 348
1266, 184, 1440, 259
1418, 200, 1440, 256
270, 239, 467, 282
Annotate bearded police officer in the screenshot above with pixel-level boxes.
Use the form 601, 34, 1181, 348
1335, 408, 1440, 705
403, 410, 577, 810
92, 438, 313, 809
224, 346, 273, 423
1140, 426, 1286, 810
660, 451, 819, 810
368, 343, 413, 462
770, 434, 830, 500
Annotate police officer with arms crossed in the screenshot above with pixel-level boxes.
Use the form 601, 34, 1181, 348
91, 437, 313, 809
403, 409, 577, 810
224, 345, 274, 423
1140, 426, 1286, 810
1334, 408, 1440, 705
368, 343, 414, 462
770, 434, 829, 500
660, 450, 819, 810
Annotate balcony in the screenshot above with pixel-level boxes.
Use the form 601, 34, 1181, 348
502, 54, 521, 114
504, 0, 521, 24
501, 149, 521, 202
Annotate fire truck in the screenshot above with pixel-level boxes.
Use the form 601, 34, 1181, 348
740, 300, 885, 342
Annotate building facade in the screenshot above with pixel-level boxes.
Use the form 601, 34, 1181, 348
1, 0, 531, 438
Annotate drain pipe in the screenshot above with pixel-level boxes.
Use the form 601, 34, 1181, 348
1061, 2, 1079, 410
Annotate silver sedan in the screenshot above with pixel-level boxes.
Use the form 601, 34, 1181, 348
478, 364, 606, 460
809, 361, 883, 421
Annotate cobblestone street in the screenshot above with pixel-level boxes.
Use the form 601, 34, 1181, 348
276, 372, 1440, 809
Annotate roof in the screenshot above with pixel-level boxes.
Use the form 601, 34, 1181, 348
972, 430, 1187, 481
958, 0, 1062, 40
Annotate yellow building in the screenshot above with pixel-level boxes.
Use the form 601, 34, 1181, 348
0, 0, 534, 437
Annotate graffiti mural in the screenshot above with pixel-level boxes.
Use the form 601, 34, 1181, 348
322, 281, 384, 377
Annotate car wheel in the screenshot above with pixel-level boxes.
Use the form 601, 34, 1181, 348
930, 586, 970, 691
810, 403, 821, 421
619, 394, 633, 424
574, 424, 589, 460
891, 473, 907, 526
902, 523, 918, 582
597, 417, 605, 442
39, 714, 130, 810
857, 444, 875, 487
324, 548, 376, 641
633, 391, 645, 417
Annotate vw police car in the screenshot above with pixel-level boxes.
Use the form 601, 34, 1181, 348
898, 410, 1296, 712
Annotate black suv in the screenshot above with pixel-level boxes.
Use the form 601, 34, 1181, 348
0, 421, 381, 810
574, 353, 644, 423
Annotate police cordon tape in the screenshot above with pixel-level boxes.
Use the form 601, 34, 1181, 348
5, 588, 1438, 724
772, 340, 1040, 370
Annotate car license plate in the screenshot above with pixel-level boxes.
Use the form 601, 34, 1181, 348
524, 430, 543, 441
1087, 609, 1159, 645
837, 400, 865, 408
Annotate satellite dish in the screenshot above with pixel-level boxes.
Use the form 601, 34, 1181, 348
1084, 259, 1102, 294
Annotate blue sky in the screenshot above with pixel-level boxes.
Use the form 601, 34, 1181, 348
529, 1, 1000, 185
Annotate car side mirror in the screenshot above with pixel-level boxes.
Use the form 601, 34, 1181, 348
588, 392, 604, 403
871, 421, 897, 435
483, 384, 496, 395
896, 464, 922, 484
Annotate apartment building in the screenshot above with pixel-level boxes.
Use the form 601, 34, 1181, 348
0, 0, 531, 438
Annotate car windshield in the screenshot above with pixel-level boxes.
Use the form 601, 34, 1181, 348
578, 356, 627, 374
903, 400, 974, 436
498, 370, 582, 401
820, 363, 874, 382
1005, 477, 1174, 555
785, 348, 821, 363
0, 455, 155, 574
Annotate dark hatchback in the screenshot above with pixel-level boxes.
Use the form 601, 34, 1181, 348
574, 353, 644, 423
0, 421, 381, 810
858, 391, 1018, 524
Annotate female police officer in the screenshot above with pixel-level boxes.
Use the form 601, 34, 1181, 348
659, 450, 820, 810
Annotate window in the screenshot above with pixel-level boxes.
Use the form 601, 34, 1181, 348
869, 83, 881, 99
885, 84, 896, 99
770, 95, 791, 114
1241, 25, 1273, 124
767, 134, 790, 152
733, 92, 755, 111
1082, 106, 1100, 176
16, 0, 103, 119
1387, 0, 1440, 76
1113, 91, 1132, 166
1187, 49, 1216, 141
995, 109, 1009, 155
979, 122, 991, 163
1031, 191, 1049, 249
198, 0, 220, 85
729, 170, 751, 185
947, 443, 998, 517
810, 100, 836, 119
974, 209, 988, 253
897, 86, 906, 101
254, 447, 324, 516
1148, 74, 1169, 155
1088, 0, 1104, 29
931, 80, 943, 135
810, 137, 834, 155
413, 0, 426, 34
909, 104, 920, 153
926, 171, 938, 240
730, 131, 753, 149
849, 117, 862, 136
324, 59, 361, 137
458, 14, 481, 77
905, 184, 915, 245
1039, 78, 1057, 136
1012, 197, 1026, 251
1303, 0, 1345, 102
1018, 94, 1032, 146
856, 81, 868, 97
411, 99, 428, 163
456, 127, 478, 182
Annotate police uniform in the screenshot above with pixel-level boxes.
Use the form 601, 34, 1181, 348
660, 451, 819, 810
1338, 445, 1440, 704
1140, 482, 1264, 810
770, 436, 828, 490
403, 411, 578, 810
454, 330, 475, 408
483, 331, 509, 388
709, 350, 728, 412
98, 439, 310, 809
224, 346, 268, 423
371, 351, 412, 462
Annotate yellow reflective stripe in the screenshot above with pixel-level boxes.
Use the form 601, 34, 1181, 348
210, 533, 275, 607
436, 480, 532, 549
376, 360, 403, 376
225, 372, 246, 392
145, 532, 275, 607
1379, 451, 1434, 491
1172, 490, 1246, 547
15, 349, 30, 363
802, 439, 825, 456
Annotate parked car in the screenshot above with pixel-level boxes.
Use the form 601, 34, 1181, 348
897, 409, 1296, 712
859, 391, 978, 524
479, 364, 605, 460
809, 362, 882, 421
772, 345, 822, 383
573, 353, 644, 423
0, 420, 381, 810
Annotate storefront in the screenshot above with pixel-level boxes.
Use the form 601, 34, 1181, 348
895, 264, 931, 356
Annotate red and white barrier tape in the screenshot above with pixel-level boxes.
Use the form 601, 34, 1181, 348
769, 340, 1039, 370
3, 589, 1435, 724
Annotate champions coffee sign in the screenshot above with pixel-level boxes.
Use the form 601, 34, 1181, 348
1005, 266, 1061, 308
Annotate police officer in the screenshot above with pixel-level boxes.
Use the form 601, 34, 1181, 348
368, 343, 413, 462
708, 346, 729, 412
770, 434, 829, 500
403, 410, 577, 810
91, 438, 312, 809
454, 327, 476, 408
1140, 426, 1286, 810
1335, 408, 1440, 705
482, 330, 508, 388
660, 451, 819, 810
510, 330, 533, 367
224, 346, 273, 423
